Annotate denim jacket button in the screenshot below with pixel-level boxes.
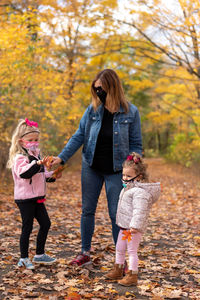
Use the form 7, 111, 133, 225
115, 120, 118, 123
115, 132, 118, 135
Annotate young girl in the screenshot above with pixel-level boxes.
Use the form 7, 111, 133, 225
105, 152, 161, 286
7, 118, 59, 270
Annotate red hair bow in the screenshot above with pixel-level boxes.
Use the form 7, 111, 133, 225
134, 157, 140, 164
25, 118, 38, 128
127, 155, 140, 164
127, 155, 133, 161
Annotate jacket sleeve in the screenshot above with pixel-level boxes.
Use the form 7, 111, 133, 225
129, 189, 150, 231
129, 107, 142, 156
14, 155, 41, 179
58, 106, 89, 163
44, 169, 56, 182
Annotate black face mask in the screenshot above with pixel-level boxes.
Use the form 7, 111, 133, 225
94, 86, 107, 105
122, 174, 141, 188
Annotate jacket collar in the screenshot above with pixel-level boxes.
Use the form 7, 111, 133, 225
96, 104, 126, 115
22, 147, 40, 159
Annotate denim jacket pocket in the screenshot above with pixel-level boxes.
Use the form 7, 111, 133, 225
89, 114, 97, 121
118, 117, 133, 139
119, 117, 133, 124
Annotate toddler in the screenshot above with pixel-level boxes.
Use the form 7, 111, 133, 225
105, 152, 160, 286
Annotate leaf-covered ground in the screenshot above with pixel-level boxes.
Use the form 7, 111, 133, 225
0, 158, 199, 300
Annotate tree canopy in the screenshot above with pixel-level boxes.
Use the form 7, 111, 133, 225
0, 0, 200, 171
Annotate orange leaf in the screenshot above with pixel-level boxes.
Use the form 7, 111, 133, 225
122, 230, 132, 241
66, 292, 81, 300
45, 156, 54, 169
52, 165, 66, 178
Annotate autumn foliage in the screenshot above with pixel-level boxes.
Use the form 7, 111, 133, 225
0, 0, 200, 174
0, 158, 199, 299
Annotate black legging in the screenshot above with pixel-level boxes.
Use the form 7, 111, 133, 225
17, 202, 51, 258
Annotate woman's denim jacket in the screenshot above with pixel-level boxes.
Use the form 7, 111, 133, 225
58, 103, 142, 172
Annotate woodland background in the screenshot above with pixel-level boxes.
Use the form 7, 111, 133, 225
0, 1, 200, 299
0, 0, 200, 174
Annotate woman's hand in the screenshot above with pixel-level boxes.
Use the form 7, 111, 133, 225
51, 156, 62, 166
130, 228, 139, 234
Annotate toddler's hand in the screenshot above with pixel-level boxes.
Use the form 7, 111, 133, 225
38, 156, 53, 170
37, 156, 48, 165
45, 156, 54, 169
130, 228, 138, 234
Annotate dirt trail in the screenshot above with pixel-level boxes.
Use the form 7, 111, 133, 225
0, 158, 199, 299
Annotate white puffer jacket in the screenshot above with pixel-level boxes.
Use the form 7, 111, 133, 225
116, 181, 161, 232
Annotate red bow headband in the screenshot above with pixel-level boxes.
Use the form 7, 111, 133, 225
25, 118, 38, 128
21, 118, 39, 138
127, 155, 141, 164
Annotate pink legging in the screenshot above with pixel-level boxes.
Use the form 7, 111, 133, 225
116, 229, 142, 271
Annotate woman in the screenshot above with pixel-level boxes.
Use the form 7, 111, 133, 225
52, 69, 142, 266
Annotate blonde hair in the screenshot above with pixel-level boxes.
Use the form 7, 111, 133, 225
123, 152, 149, 182
7, 119, 40, 169
91, 69, 129, 113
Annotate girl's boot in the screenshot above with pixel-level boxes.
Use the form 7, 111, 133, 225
105, 264, 123, 280
118, 270, 138, 286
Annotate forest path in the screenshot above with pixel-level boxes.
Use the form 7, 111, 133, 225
0, 158, 199, 299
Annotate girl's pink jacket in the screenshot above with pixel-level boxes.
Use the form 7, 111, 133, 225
12, 153, 54, 203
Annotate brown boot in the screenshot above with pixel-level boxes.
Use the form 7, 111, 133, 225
105, 264, 123, 281
118, 270, 138, 286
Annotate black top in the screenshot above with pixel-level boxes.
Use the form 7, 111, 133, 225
92, 108, 115, 174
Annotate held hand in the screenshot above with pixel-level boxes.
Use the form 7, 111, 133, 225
37, 156, 49, 166
37, 156, 53, 170
130, 228, 139, 234
51, 156, 62, 166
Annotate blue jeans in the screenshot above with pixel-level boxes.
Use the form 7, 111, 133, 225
81, 159, 122, 252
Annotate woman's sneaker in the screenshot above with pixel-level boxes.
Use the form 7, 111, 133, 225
70, 253, 91, 266
17, 258, 35, 270
33, 254, 56, 265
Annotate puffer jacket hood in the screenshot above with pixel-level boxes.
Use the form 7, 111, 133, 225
133, 181, 161, 204
116, 181, 161, 232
